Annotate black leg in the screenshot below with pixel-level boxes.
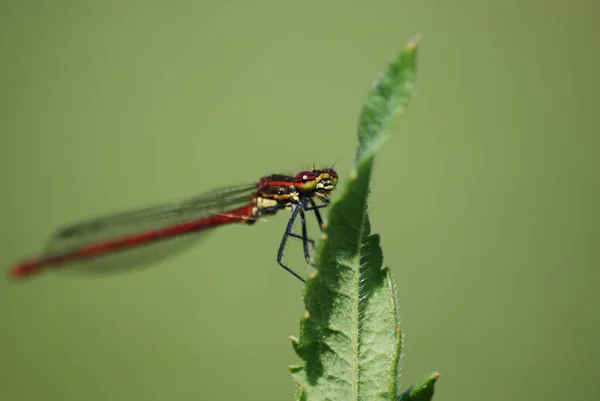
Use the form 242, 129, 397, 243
306, 197, 330, 230
273, 197, 332, 283
260, 204, 287, 215
276, 204, 305, 283
288, 232, 316, 248
298, 207, 312, 265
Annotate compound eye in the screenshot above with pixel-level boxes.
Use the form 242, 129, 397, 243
328, 169, 339, 185
293, 170, 317, 191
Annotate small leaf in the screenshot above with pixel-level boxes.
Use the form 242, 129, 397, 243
290, 35, 422, 401
397, 372, 440, 401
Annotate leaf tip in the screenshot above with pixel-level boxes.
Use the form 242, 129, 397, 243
289, 364, 303, 373
407, 33, 422, 49
290, 336, 301, 356
296, 385, 306, 401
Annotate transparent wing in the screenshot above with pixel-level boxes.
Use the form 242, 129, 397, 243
38, 183, 257, 275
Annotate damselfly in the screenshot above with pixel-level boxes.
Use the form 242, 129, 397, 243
9, 168, 338, 283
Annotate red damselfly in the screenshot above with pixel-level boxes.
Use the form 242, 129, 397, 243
9, 168, 339, 283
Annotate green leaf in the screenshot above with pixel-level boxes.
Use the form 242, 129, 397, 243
290, 35, 426, 401
397, 372, 440, 401
357, 34, 421, 161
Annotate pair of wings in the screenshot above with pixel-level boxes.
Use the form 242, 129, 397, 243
34, 183, 260, 275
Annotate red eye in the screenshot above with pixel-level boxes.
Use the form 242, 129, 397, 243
294, 171, 316, 184
293, 170, 317, 191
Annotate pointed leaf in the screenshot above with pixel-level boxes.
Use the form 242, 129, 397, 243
290, 35, 421, 401
397, 372, 440, 401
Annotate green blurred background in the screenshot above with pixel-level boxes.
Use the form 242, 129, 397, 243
1, 1, 598, 400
